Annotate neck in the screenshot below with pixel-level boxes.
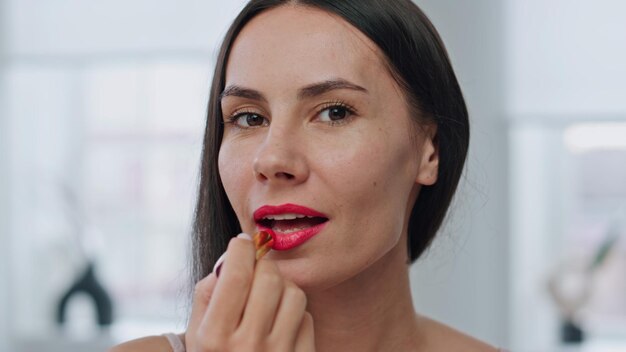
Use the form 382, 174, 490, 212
305, 240, 421, 352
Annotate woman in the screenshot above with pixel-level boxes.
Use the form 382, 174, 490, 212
112, 0, 502, 350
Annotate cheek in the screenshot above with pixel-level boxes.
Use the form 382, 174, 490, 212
298, 138, 415, 288
321, 134, 417, 233
218, 143, 250, 211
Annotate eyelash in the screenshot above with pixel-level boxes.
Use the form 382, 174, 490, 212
224, 100, 358, 128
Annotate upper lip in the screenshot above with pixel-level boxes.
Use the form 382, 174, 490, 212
253, 203, 329, 222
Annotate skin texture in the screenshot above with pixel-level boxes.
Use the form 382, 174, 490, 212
109, 5, 498, 352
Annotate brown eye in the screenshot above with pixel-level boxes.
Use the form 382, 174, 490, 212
231, 113, 268, 128
328, 107, 347, 120
318, 105, 353, 123
245, 114, 264, 126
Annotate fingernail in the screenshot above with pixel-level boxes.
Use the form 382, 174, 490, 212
237, 233, 252, 240
213, 253, 226, 277
214, 234, 252, 277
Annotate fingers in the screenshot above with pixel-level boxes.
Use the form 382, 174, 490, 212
295, 312, 316, 352
188, 233, 316, 351
201, 235, 256, 336
269, 280, 308, 350
213, 233, 251, 277
239, 259, 284, 338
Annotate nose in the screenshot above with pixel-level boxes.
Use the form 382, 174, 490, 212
253, 126, 309, 185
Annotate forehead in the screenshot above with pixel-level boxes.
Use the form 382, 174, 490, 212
225, 5, 390, 94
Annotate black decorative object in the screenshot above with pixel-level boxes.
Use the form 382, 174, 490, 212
56, 261, 113, 327
561, 319, 584, 343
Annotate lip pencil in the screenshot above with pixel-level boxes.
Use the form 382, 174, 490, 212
253, 230, 274, 260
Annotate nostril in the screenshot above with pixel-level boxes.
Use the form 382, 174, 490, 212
275, 172, 295, 180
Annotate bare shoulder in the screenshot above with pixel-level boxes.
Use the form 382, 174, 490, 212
108, 335, 173, 352
417, 315, 499, 352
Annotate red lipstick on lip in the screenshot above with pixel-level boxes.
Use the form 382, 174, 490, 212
253, 203, 328, 220
253, 203, 329, 251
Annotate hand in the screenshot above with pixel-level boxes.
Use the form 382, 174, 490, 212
185, 234, 316, 352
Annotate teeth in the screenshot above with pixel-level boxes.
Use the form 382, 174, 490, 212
263, 213, 311, 221
280, 226, 309, 234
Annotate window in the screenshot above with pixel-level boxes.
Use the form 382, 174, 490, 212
7, 59, 211, 342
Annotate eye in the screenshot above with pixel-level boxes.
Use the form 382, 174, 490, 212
228, 112, 268, 128
317, 104, 355, 123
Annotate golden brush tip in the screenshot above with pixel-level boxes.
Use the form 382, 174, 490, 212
254, 230, 274, 260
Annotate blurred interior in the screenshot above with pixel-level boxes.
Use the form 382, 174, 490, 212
1, 1, 625, 351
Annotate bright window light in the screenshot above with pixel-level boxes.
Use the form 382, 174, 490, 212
564, 122, 626, 153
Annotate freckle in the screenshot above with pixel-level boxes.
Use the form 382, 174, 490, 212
373, 181, 377, 187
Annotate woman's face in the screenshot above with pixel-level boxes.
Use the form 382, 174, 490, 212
218, 5, 438, 291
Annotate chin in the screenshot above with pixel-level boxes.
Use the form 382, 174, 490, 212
278, 260, 362, 296
273, 259, 329, 292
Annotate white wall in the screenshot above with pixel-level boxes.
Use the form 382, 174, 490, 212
410, 0, 510, 347
5, 0, 248, 58
509, 124, 565, 350
507, 0, 626, 117
1, 0, 12, 349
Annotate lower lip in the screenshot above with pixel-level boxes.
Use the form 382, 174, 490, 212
258, 222, 328, 251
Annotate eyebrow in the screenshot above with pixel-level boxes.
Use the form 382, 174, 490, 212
298, 79, 369, 99
220, 78, 368, 102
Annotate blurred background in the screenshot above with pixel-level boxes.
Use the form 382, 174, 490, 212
1, 0, 625, 351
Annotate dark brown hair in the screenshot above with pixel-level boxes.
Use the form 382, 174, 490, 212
191, 0, 469, 287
